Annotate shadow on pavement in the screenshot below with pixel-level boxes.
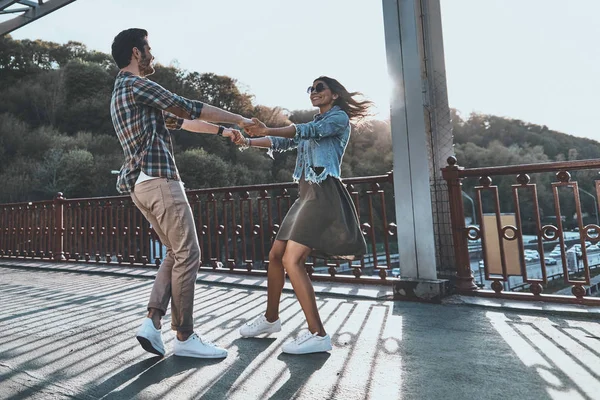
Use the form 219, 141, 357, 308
2, 267, 599, 400
79, 356, 162, 399
197, 337, 277, 399
103, 355, 226, 399
395, 300, 599, 400
268, 352, 331, 400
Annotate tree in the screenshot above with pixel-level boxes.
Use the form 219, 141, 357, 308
56, 149, 96, 198
177, 149, 233, 189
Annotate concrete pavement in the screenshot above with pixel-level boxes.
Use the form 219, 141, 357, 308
1, 265, 599, 399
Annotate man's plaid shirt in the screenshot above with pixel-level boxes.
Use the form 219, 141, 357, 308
110, 70, 204, 194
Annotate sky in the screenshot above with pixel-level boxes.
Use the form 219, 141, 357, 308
5, 0, 600, 141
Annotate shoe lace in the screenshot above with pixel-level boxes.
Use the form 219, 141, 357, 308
248, 315, 266, 328
292, 330, 315, 345
191, 333, 216, 347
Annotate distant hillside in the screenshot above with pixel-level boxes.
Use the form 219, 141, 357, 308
0, 35, 392, 203
451, 109, 600, 166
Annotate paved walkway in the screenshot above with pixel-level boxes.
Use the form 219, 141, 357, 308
1, 263, 599, 399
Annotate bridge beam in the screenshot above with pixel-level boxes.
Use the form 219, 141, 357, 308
0, 0, 77, 36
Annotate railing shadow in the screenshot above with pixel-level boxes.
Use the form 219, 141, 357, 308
7, 264, 596, 399
395, 301, 557, 400
1, 267, 404, 400
487, 311, 600, 400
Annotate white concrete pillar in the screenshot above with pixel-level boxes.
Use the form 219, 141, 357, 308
382, 0, 437, 280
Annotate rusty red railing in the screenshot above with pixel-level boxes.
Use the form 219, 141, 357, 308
0, 173, 398, 283
442, 156, 600, 304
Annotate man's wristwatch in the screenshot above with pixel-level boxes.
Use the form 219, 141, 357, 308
217, 126, 225, 136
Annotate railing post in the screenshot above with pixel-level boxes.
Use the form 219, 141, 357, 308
442, 157, 477, 291
54, 192, 65, 261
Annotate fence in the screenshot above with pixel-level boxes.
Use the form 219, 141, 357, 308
442, 156, 600, 304
0, 173, 398, 283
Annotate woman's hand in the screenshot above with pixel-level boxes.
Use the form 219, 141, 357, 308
237, 117, 256, 130
245, 118, 268, 137
229, 130, 249, 146
222, 128, 241, 139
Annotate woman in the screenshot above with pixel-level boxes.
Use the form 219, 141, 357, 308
234, 76, 372, 355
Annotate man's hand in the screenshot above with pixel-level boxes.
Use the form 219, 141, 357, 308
230, 130, 248, 146
238, 117, 256, 130
223, 128, 241, 139
245, 117, 268, 137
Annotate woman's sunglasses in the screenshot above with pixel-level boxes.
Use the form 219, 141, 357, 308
307, 82, 329, 94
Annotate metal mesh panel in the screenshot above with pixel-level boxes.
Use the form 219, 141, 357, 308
418, 0, 456, 276
428, 70, 455, 276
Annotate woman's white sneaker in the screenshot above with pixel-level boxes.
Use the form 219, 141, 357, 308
173, 333, 227, 358
136, 318, 165, 357
282, 331, 332, 355
239, 315, 281, 337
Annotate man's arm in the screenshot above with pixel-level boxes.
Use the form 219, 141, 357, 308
198, 103, 253, 127
132, 77, 254, 128
181, 119, 238, 137
132, 77, 204, 120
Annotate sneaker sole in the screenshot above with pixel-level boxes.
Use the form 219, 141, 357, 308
240, 331, 278, 338
282, 345, 332, 355
240, 327, 282, 338
136, 336, 165, 357
173, 351, 227, 359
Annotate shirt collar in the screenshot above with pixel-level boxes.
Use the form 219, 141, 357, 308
116, 70, 139, 80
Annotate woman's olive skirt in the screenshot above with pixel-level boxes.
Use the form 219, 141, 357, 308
275, 176, 367, 260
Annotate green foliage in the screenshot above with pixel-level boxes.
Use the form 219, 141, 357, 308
62, 60, 113, 103
345, 120, 393, 177
231, 149, 273, 185
0, 35, 454, 205
56, 149, 96, 197
0, 158, 37, 203
452, 110, 600, 231
452, 109, 600, 162
177, 148, 232, 189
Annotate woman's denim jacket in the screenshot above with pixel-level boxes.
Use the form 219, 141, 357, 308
267, 105, 350, 184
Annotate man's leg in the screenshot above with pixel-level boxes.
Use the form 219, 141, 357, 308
155, 180, 201, 339
147, 250, 174, 328
131, 187, 174, 329
131, 183, 178, 356
133, 179, 226, 358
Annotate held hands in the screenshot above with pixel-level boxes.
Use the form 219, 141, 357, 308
230, 130, 249, 146
229, 116, 268, 148
245, 118, 267, 137
222, 128, 241, 139
238, 117, 256, 130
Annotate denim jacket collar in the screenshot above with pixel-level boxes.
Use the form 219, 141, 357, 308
314, 105, 341, 122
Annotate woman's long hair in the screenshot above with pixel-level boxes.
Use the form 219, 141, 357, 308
315, 76, 374, 122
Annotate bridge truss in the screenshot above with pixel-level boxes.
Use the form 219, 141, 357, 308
0, 0, 76, 36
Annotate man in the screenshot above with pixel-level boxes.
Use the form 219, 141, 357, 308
110, 28, 253, 358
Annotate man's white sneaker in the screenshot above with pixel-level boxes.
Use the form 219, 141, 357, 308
282, 331, 332, 355
239, 315, 281, 337
173, 333, 228, 358
136, 318, 165, 357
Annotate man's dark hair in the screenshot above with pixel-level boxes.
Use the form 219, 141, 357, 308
111, 28, 148, 69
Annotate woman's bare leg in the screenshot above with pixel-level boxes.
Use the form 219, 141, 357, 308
265, 240, 287, 322
282, 240, 326, 336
